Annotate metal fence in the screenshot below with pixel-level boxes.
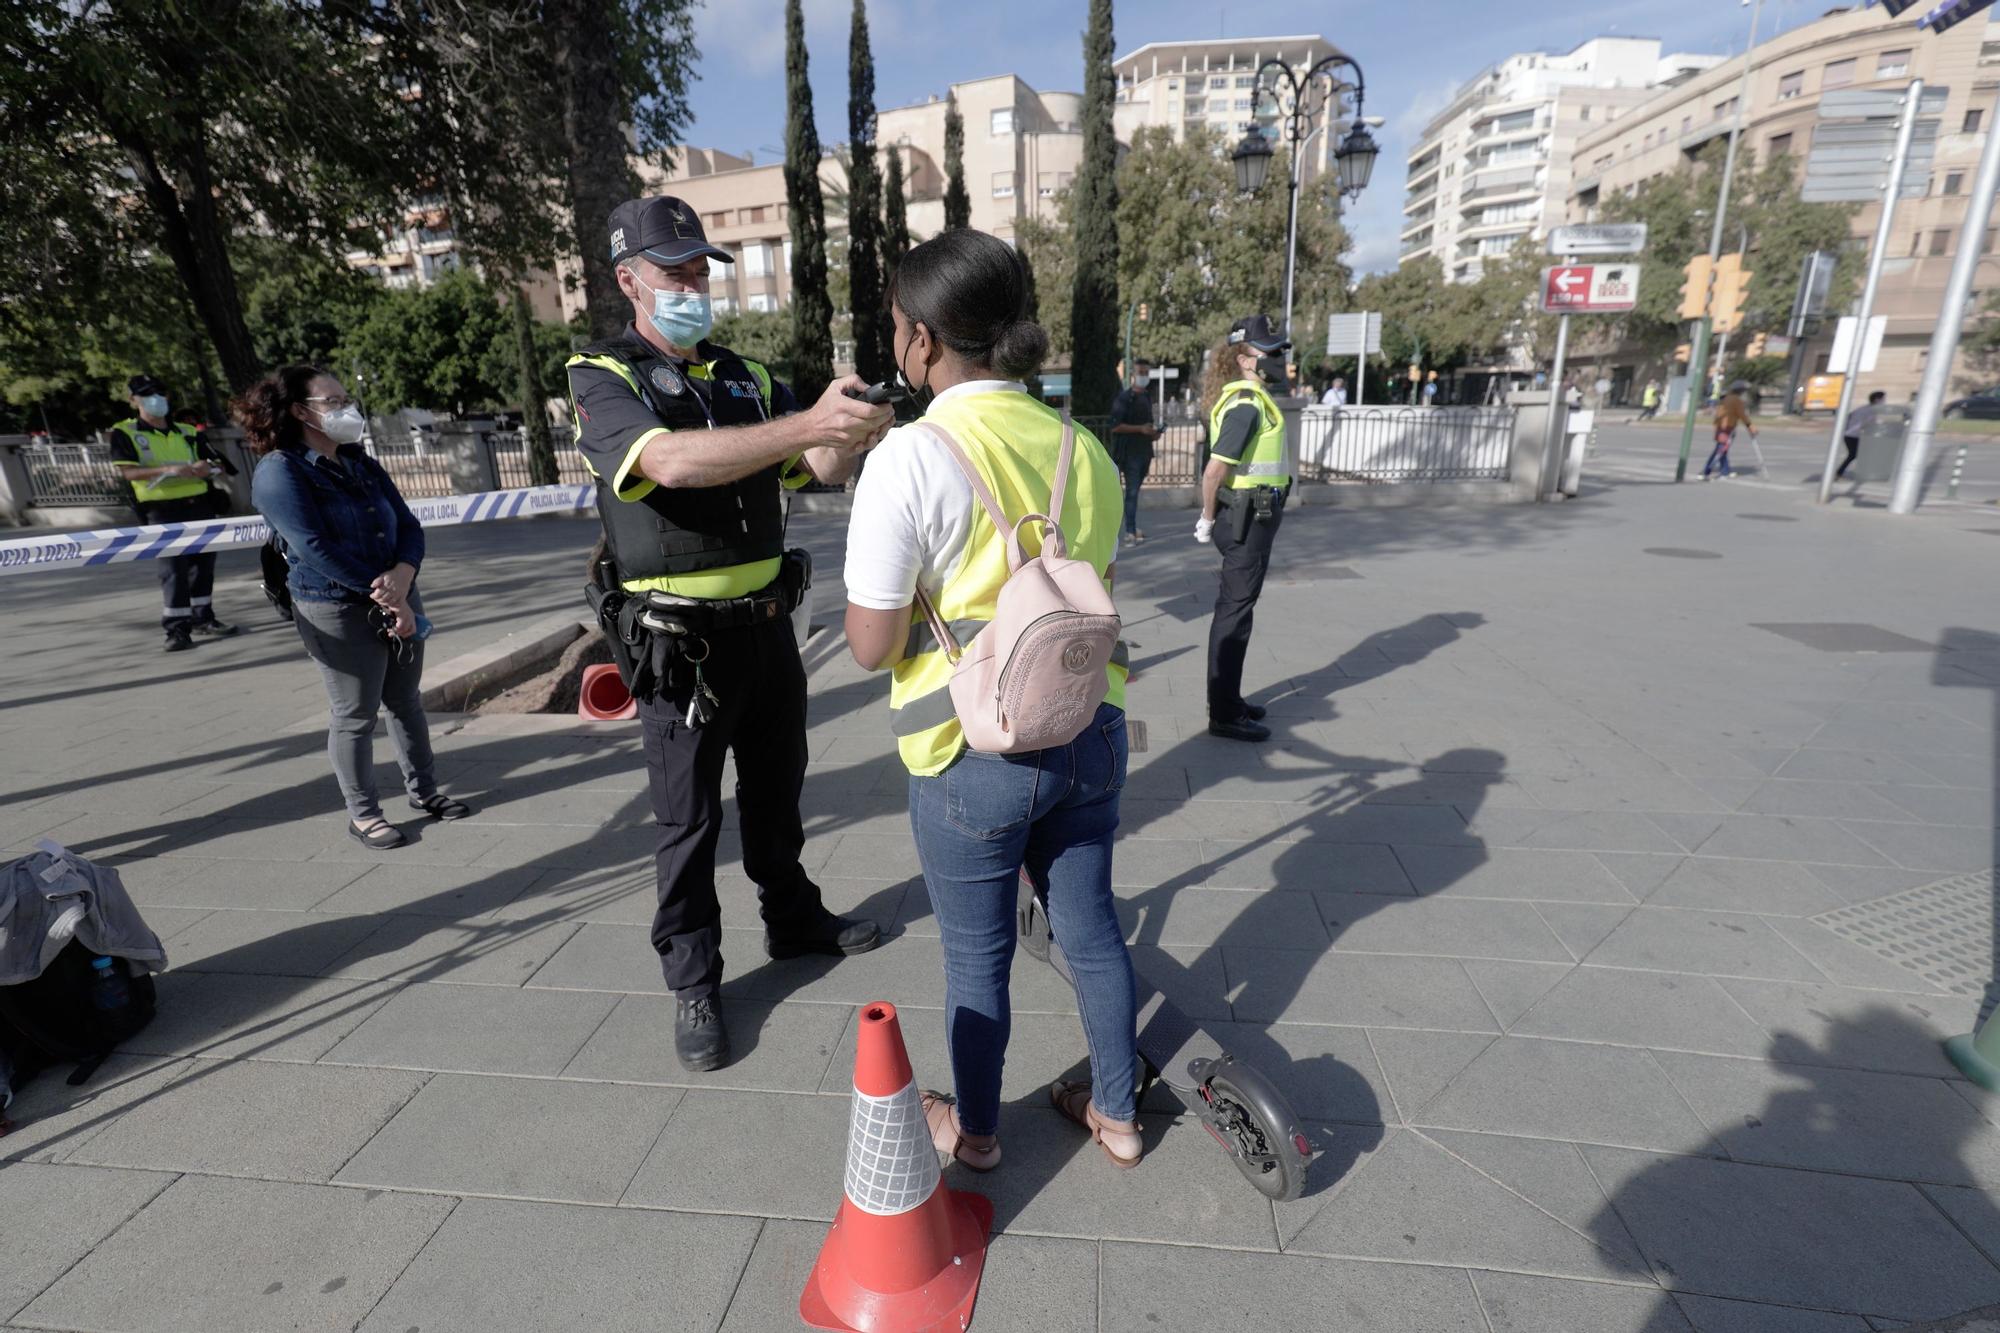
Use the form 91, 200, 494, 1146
1296, 406, 1514, 482
19, 441, 130, 507
1070, 415, 1207, 486
491, 426, 592, 488
364, 429, 458, 499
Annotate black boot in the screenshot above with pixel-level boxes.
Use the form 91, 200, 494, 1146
674, 995, 729, 1072
191, 615, 239, 638
766, 910, 883, 960
1207, 715, 1271, 743
163, 623, 194, 653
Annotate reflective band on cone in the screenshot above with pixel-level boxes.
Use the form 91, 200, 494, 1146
800, 1001, 992, 1333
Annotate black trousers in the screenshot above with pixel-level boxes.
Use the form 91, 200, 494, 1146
636, 615, 824, 999
140, 497, 219, 628
1206, 493, 1284, 721
1836, 436, 1859, 479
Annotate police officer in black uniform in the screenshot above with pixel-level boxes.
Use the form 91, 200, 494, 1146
568, 197, 894, 1071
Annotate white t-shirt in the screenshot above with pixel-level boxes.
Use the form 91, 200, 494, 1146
1320, 386, 1347, 406
843, 380, 1025, 611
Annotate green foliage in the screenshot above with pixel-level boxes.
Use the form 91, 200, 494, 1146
1111, 126, 1350, 374
784, 0, 835, 403
846, 0, 888, 384
1017, 211, 1075, 357
712, 310, 797, 384
335, 269, 512, 416
236, 238, 386, 372
1730, 354, 1787, 387
942, 98, 971, 230
1068, 0, 1121, 416
883, 148, 912, 285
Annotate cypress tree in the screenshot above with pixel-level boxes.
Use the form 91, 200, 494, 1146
846, 0, 887, 383
942, 96, 971, 230
1068, 0, 1120, 415
783, 0, 835, 403
512, 286, 558, 486
882, 146, 910, 287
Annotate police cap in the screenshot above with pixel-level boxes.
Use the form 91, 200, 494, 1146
1227, 315, 1289, 353
608, 196, 734, 267
128, 374, 167, 397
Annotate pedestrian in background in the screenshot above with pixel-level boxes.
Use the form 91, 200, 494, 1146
236, 365, 470, 850
1836, 390, 1887, 482
109, 375, 240, 651
1636, 380, 1661, 420
1704, 381, 1757, 480
1319, 375, 1348, 408
1108, 358, 1159, 544
843, 227, 1142, 1173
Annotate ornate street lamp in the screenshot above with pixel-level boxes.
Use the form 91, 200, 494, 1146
1239, 52, 1377, 345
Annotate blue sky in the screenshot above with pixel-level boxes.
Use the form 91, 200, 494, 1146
681, 0, 1835, 273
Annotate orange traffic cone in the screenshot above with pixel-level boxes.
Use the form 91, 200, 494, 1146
800, 1002, 992, 1333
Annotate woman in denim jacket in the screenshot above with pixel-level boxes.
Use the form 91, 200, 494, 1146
237, 365, 471, 849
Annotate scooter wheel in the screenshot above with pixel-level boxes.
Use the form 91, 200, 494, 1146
1201, 1063, 1311, 1203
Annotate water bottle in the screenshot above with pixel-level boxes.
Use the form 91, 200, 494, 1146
88, 956, 132, 1032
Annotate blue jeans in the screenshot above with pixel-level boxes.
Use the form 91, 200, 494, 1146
1118, 451, 1151, 536
909, 703, 1138, 1138
1703, 433, 1733, 476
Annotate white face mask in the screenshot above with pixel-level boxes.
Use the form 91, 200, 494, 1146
314, 403, 367, 445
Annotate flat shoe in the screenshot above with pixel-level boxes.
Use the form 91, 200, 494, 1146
348, 817, 406, 849
922, 1090, 1000, 1172
409, 794, 472, 820
1050, 1079, 1141, 1169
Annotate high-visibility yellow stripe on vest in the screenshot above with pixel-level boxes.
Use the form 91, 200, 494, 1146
1207, 380, 1291, 489
565, 350, 800, 600
112, 421, 207, 505
887, 391, 1129, 777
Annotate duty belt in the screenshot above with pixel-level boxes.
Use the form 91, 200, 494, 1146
636, 584, 796, 636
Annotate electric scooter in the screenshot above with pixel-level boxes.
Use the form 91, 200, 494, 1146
1017, 872, 1314, 1202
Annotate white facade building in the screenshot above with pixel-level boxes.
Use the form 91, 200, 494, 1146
1113, 36, 1347, 182
1400, 37, 1723, 282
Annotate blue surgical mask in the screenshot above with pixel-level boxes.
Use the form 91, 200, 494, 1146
138, 394, 169, 419
640, 278, 712, 347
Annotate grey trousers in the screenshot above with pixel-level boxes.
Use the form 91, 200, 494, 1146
294, 591, 437, 822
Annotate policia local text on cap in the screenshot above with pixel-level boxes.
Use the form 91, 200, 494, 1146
566, 195, 892, 1073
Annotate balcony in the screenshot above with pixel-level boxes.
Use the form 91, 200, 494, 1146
1401, 209, 1436, 236
1400, 232, 1435, 258
1461, 169, 1540, 203
1403, 183, 1438, 213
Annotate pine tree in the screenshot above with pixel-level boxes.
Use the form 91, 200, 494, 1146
783, 0, 835, 403
882, 146, 911, 288
1068, 0, 1121, 414
846, 0, 887, 383
942, 96, 971, 230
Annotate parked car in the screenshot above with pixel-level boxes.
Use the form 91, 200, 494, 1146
1943, 386, 2000, 419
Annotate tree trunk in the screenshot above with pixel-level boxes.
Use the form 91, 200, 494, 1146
553, 0, 638, 341
121, 130, 260, 391
1068, 0, 1121, 415
514, 288, 559, 486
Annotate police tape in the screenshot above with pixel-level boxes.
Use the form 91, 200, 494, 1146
0, 483, 598, 578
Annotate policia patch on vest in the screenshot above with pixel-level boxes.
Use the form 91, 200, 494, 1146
649, 363, 686, 398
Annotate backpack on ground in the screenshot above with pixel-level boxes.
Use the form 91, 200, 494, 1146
913, 412, 1122, 755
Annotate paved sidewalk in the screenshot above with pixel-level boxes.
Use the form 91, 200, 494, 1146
2, 433, 1999, 1331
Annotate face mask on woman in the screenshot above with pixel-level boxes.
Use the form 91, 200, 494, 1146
895, 324, 937, 411
313, 403, 368, 445
638, 276, 713, 347
1256, 354, 1289, 385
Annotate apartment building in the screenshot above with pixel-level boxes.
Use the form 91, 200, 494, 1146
1111, 35, 1345, 181
1401, 38, 1723, 283
346, 196, 465, 290
1565, 6, 1997, 400
877, 75, 1083, 242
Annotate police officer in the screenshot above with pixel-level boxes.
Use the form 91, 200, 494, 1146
1195, 316, 1292, 743
110, 375, 240, 651
568, 196, 893, 1071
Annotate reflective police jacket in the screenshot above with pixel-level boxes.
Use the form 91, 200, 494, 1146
565, 327, 812, 598
109, 419, 209, 507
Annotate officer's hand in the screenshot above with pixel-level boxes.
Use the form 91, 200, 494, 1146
1194, 516, 1215, 544
191, 461, 215, 479
811, 376, 895, 454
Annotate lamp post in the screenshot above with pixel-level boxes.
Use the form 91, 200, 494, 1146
1232, 53, 1378, 347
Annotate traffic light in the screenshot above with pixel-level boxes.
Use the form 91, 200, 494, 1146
1679, 254, 1714, 319
1712, 253, 1752, 334
1137, 302, 1150, 322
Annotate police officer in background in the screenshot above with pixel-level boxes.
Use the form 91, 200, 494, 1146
568, 196, 893, 1071
1195, 316, 1293, 743
110, 375, 240, 651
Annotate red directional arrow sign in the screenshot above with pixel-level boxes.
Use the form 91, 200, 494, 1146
1539, 263, 1641, 314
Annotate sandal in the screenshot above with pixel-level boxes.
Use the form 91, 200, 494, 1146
921, 1090, 1001, 1172
348, 816, 407, 849
409, 793, 472, 820
1051, 1079, 1141, 1169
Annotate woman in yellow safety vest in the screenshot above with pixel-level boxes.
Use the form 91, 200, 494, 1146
843, 228, 1142, 1173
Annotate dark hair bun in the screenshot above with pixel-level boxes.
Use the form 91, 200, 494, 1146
992, 319, 1050, 381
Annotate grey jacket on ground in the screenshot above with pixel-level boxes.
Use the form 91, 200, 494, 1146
0, 844, 167, 986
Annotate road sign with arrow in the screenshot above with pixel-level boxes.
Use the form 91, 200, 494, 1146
1539, 263, 1641, 314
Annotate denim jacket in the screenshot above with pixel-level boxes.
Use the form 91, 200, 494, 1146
251, 444, 424, 603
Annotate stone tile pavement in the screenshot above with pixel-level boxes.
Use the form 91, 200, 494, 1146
1, 424, 1999, 1330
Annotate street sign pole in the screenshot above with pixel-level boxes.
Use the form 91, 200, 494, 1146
1892, 88, 2000, 514
1539, 250, 1577, 497
1819, 79, 1925, 504
1674, 0, 1763, 482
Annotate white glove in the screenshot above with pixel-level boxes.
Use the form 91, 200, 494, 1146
1194, 516, 1215, 544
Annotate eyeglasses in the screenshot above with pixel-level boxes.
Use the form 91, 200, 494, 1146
306, 396, 357, 410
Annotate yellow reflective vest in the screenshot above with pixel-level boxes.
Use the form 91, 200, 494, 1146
111, 420, 208, 506
886, 389, 1128, 776
1207, 379, 1291, 489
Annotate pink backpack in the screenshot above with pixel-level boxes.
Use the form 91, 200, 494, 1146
913, 413, 1122, 755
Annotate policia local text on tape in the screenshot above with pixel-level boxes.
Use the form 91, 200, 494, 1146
566, 195, 893, 1073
